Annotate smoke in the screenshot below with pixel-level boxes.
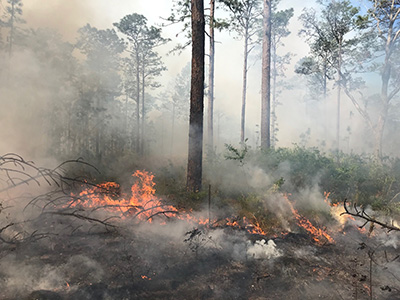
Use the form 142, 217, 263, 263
246, 239, 282, 259
0, 0, 387, 168
0, 254, 104, 297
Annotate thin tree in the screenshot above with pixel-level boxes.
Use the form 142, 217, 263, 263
260, 0, 271, 149
207, 0, 216, 152
2, 0, 23, 56
187, 0, 205, 192
298, 0, 361, 152
139, 28, 168, 155
351, 0, 400, 158
76, 24, 124, 162
270, 3, 294, 147
221, 0, 262, 144
162, 63, 190, 154
324, 0, 360, 153
6, 0, 22, 56
114, 14, 167, 155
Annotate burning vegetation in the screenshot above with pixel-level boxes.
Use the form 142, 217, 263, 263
1, 0, 400, 299
1, 151, 400, 299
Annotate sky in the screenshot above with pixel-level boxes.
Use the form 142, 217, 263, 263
13, 0, 376, 152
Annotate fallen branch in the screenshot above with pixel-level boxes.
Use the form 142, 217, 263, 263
341, 199, 400, 232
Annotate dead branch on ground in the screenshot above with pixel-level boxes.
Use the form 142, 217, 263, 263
341, 199, 400, 232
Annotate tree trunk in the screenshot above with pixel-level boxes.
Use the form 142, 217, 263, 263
375, 59, 391, 159
323, 55, 328, 137
207, 0, 215, 152
240, 25, 249, 144
336, 42, 342, 154
187, 0, 205, 193
141, 62, 145, 156
261, 0, 272, 150
171, 101, 175, 155
125, 93, 129, 150
136, 51, 141, 153
271, 34, 277, 148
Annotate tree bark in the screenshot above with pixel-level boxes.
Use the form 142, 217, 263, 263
261, 0, 271, 150
240, 24, 249, 144
187, 0, 205, 192
135, 51, 141, 153
171, 101, 176, 155
271, 32, 277, 148
125, 93, 129, 150
336, 42, 342, 154
141, 61, 145, 156
207, 0, 215, 152
375, 59, 391, 159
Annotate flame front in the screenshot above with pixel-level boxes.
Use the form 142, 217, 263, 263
69, 170, 269, 235
70, 170, 332, 241
284, 195, 334, 244
69, 170, 178, 221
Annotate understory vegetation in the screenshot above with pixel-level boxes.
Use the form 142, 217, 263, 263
153, 145, 400, 232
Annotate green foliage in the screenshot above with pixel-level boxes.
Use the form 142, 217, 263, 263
134, 146, 400, 233
224, 142, 249, 165
251, 146, 400, 211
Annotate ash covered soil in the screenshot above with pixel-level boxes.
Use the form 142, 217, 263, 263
1, 220, 399, 300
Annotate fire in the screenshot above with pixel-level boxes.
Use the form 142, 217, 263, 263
68, 171, 343, 242
323, 193, 355, 227
363, 283, 371, 296
69, 170, 179, 222
284, 195, 334, 244
323, 192, 372, 237
141, 275, 152, 280
219, 216, 267, 235
128, 170, 179, 222
69, 170, 268, 235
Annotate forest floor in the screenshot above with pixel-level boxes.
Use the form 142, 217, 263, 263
1, 216, 399, 300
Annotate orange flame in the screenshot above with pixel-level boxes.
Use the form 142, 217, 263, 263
69, 170, 270, 235
69, 170, 178, 222
363, 283, 371, 296
284, 195, 334, 244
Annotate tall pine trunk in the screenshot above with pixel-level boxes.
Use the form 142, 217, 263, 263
141, 62, 145, 156
271, 37, 277, 147
171, 102, 176, 155
240, 24, 249, 144
187, 0, 205, 192
261, 0, 271, 150
336, 42, 342, 154
207, 0, 215, 152
135, 51, 141, 153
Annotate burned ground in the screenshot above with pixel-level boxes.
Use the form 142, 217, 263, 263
0, 157, 399, 300
1, 217, 399, 300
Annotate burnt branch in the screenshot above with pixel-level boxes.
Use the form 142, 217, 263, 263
0, 154, 99, 194
341, 199, 400, 232
146, 210, 179, 221
45, 210, 119, 230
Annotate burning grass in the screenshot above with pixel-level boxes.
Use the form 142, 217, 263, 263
1, 154, 400, 299
63, 169, 339, 244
